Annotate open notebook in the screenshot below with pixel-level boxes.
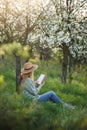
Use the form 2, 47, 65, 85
37, 74, 46, 85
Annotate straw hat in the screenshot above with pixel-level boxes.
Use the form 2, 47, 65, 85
21, 62, 38, 74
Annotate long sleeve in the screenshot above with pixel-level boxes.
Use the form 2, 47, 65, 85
21, 78, 40, 99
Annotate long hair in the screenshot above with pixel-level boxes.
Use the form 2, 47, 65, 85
20, 71, 34, 83
27, 72, 34, 80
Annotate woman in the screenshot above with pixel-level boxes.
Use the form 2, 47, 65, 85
20, 62, 75, 109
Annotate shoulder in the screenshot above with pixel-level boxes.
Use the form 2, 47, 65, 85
21, 78, 30, 84
27, 78, 33, 82
25, 78, 34, 85
21, 78, 34, 86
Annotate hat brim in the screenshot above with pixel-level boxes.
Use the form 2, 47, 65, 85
21, 64, 38, 74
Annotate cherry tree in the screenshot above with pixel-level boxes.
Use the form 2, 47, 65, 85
31, 0, 87, 83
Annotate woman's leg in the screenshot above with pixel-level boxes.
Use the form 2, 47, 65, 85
38, 91, 75, 109
38, 91, 64, 104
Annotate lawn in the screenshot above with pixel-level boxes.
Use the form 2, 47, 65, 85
0, 57, 87, 130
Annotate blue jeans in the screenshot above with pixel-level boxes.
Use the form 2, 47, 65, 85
38, 91, 63, 104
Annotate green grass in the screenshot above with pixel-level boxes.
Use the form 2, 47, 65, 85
0, 57, 87, 130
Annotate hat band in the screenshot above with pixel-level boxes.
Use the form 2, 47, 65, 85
24, 66, 34, 70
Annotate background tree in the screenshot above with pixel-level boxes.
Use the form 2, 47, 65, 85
0, 0, 87, 86
0, 42, 29, 93
0, 0, 45, 92
32, 0, 87, 83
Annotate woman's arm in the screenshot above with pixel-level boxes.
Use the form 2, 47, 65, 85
37, 81, 45, 91
27, 78, 45, 95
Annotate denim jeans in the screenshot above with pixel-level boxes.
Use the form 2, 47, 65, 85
38, 91, 63, 104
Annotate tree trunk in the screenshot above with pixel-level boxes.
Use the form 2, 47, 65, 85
15, 56, 21, 94
61, 44, 69, 83
68, 55, 74, 83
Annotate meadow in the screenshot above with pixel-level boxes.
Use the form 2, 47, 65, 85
0, 57, 87, 130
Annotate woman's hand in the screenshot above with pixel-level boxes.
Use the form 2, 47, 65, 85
40, 80, 45, 87
37, 81, 45, 92
34, 80, 38, 86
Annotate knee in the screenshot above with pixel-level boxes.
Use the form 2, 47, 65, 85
49, 91, 56, 95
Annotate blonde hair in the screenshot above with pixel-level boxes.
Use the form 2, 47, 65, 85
20, 71, 34, 82
28, 72, 34, 81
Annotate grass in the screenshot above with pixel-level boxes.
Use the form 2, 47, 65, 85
0, 57, 87, 130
